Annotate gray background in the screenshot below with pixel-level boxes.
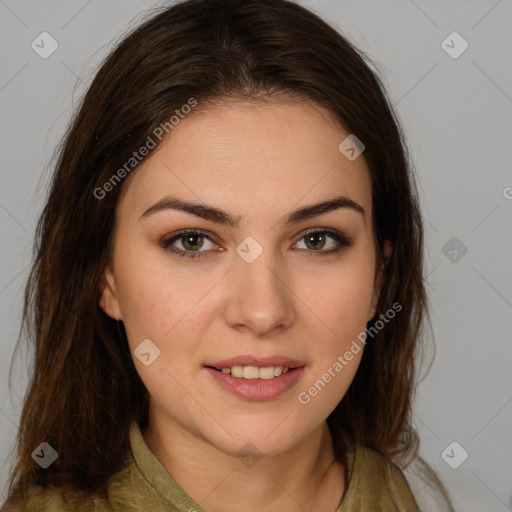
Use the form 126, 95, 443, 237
1, 0, 511, 510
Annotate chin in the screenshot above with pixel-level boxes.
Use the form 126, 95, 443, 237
201, 422, 304, 460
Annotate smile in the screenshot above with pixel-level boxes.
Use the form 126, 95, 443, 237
211, 365, 291, 379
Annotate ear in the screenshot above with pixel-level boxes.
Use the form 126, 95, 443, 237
99, 265, 123, 321
368, 239, 393, 321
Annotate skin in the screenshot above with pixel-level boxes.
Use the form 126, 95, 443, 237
99, 97, 388, 512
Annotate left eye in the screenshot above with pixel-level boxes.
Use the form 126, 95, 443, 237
295, 231, 344, 251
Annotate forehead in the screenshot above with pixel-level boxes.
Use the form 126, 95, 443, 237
117, 98, 372, 225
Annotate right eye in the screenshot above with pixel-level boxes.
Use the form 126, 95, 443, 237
159, 229, 220, 259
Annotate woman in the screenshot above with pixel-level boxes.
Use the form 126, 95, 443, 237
2, 0, 454, 510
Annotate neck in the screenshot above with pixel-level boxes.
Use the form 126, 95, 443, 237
142, 413, 346, 512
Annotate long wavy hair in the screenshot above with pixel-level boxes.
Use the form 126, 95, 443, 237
5, 0, 453, 507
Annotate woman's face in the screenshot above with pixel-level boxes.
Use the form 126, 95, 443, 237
100, 97, 382, 457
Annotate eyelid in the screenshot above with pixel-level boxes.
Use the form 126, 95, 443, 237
293, 226, 344, 242
160, 228, 219, 252
161, 228, 219, 243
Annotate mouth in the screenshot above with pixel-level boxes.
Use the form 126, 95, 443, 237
204, 355, 306, 380
204, 356, 306, 401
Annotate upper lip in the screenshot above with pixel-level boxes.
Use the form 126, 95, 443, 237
206, 355, 306, 369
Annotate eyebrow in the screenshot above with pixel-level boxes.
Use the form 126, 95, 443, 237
139, 194, 365, 227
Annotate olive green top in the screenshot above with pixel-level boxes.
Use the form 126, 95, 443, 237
2, 421, 420, 511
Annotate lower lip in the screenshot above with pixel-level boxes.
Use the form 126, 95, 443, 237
205, 367, 305, 401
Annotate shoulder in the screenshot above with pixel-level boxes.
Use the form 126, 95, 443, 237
1, 485, 111, 512
340, 444, 420, 511
1, 464, 135, 512
358, 444, 415, 489
1, 484, 77, 511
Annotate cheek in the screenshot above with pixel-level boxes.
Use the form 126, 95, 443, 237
113, 247, 216, 362
111, 243, 175, 342
300, 258, 375, 337
114, 230, 376, 351
295, 266, 372, 415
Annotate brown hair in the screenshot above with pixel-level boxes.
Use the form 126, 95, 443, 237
5, 0, 453, 508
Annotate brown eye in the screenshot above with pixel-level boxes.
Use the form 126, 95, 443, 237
294, 229, 353, 255
303, 232, 328, 251
180, 232, 205, 251
159, 230, 218, 259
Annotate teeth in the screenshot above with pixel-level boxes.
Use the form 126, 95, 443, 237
218, 365, 291, 379
231, 365, 243, 377
258, 367, 275, 380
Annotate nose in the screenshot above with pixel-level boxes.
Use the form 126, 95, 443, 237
224, 247, 296, 337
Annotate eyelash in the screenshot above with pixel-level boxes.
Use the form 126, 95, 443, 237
159, 228, 353, 260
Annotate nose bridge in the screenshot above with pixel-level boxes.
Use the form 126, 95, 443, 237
226, 236, 295, 334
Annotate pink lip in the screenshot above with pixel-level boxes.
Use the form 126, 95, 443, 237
205, 366, 306, 401
206, 355, 306, 369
